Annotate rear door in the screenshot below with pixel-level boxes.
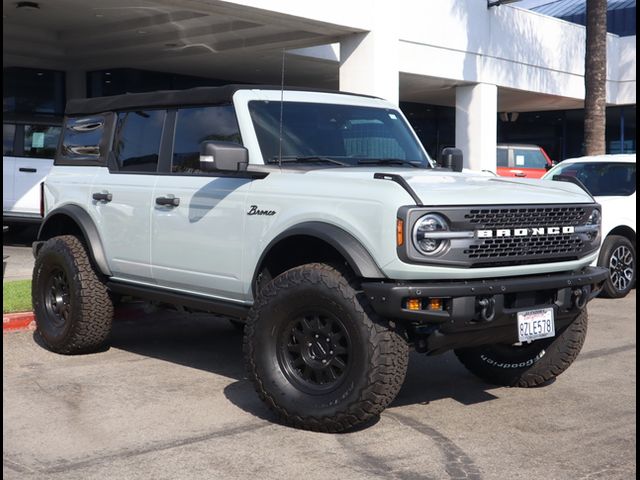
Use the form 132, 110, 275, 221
89, 109, 167, 283
13, 123, 61, 216
3, 123, 17, 213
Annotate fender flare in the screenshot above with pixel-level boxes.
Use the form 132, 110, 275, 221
37, 205, 112, 276
253, 221, 386, 286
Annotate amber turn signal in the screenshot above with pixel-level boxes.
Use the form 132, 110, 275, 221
396, 218, 404, 246
406, 298, 422, 310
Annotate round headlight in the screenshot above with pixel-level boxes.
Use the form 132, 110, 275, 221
587, 209, 601, 225
413, 213, 449, 255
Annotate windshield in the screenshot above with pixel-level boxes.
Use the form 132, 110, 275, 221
547, 162, 636, 196
248, 101, 431, 168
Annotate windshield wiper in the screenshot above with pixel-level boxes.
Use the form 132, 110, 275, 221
357, 158, 421, 168
268, 155, 350, 166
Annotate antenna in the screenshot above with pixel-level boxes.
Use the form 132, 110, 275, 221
278, 48, 285, 168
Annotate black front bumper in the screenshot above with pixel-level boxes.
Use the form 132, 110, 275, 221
362, 267, 608, 354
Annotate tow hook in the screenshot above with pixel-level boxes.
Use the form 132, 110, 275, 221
477, 297, 496, 322
573, 287, 589, 310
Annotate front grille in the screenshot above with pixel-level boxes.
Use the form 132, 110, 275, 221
464, 234, 584, 260
464, 206, 587, 228
399, 203, 600, 268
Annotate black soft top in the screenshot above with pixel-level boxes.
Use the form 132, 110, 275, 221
65, 84, 378, 116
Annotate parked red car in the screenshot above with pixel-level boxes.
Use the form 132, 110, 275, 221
496, 144, 554, 178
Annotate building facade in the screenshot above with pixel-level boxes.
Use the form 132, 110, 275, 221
3, 0, 636, 169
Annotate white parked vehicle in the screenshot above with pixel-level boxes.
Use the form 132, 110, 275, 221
3, 115, 62, 226
543, 154, 636, 298
33, 85, 608, 432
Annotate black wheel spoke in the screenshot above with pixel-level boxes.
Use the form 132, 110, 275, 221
279, 309, 351, 391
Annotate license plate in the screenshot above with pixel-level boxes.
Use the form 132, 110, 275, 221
517, 307, 555, 343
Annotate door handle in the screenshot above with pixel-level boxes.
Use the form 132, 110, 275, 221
155, 196, 180, 207
19, 168, 37, 173
92, 192, 113, 202
514, 172, 526, 177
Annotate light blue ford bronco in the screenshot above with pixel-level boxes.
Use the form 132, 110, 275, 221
32, 85, 608, 432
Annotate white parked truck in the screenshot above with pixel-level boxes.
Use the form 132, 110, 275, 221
32, 86, 608, 432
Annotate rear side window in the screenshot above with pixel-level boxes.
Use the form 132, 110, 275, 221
513, 148, 547, 169
3, 124, 16, 155
113, 110, 165, 172
172, 105, 241, 173
496, 147, 508, 167
60, 115, 108, 162
23, 124, 61, 159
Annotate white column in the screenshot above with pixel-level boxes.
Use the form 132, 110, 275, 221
340, 30, 399, 105
455, 83, 498, 172
66, 70, 87, 101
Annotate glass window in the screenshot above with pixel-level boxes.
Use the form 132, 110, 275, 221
61, 116, 107, 160
512, 148, 548, 169
3, 124, 16, 155
113, 110, 165, 172
496, 147, 508, 167
551, 162, 636, 196
172, 105, 241, 173
3, 67, 65, 115
248, 101, 430, 167
23, 124, 61, 158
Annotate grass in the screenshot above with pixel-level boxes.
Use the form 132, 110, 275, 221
3, 279, 32, 314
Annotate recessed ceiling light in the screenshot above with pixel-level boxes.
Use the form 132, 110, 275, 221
137, 30, 147, 35
95, 13, 104, 18
104, 72, 111, 76
36, 72, 44, 76
15, 1, 40, 10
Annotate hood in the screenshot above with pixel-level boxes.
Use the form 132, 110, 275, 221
306, 168, 594, 206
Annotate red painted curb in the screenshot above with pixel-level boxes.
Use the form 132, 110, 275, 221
3, 311, 36, 331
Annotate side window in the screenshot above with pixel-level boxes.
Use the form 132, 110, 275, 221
61, 116, 108, 162
113, 110, 165, 172
23, 124, 62, 159
496, 147, 508, 167
3, 124, 16, 156
172, 105, 241, 173
513, 148, 547, 169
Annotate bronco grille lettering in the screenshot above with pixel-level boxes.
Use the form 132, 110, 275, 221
476, 226, 575, 238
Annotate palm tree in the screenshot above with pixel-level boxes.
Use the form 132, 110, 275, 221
584, 0, 608, 155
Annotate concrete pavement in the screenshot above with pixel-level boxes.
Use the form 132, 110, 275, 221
3, 292, 636, 480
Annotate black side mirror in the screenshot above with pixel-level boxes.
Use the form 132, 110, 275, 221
438, 147, 464, 172
200, 141, 248, 172
545, 160, 557, 171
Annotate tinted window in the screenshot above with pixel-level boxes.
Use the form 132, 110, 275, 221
172, 105, 241, 173
23, 124, 61, 158
113, 110, 165, 172
551, 162, 636, 196
496, 147, 508, 167
61, 116, 107, 160
513, 148, 548, 169
3, 124, 16, 155
248, 101, 429, 167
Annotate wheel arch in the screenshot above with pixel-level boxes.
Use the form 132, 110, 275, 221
252, 222, 385, 295
604, 225, 636, 246
36, 205, 112, 276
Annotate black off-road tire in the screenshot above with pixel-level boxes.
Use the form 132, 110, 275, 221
244, 263, 409, 432
598, 235, 636, 298
32, 235, 114, 354
454, 309, 588, 387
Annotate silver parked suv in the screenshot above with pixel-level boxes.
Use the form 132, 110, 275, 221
33, 85, 608, 432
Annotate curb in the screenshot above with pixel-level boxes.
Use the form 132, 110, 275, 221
3, 311, 36, 331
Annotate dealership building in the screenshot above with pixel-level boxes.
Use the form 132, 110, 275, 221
3, 0, 636, 170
